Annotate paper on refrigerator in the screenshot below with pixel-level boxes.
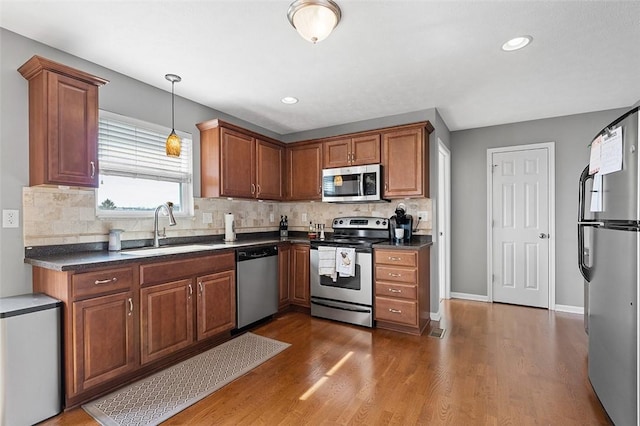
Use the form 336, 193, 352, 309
599, 127, 623, 175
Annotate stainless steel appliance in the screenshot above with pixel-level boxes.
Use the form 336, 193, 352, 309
388, 203, 413, 242
322, 164, 383, 203
236, 245, 278, 329
578, 106, 639, 425
0, 293, 62, 425
310, 216, 388, 327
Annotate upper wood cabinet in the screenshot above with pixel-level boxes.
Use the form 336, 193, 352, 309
287, 142, 323, 201
382, 123, 433, 198
197, 119, 284, 200
18, 55, 108, 187
323, 134, 380, 168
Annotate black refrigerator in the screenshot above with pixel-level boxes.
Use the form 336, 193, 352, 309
578, 106, 639, 425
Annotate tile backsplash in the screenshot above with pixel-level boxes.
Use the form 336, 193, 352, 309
23, 186, 432, 246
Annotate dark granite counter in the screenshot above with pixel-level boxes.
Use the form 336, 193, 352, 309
24, 233, 311, 272
373, 235, 433, 250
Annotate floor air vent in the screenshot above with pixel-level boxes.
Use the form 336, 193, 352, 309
429, 327, 445, 338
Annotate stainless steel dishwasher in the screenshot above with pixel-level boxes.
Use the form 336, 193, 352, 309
236, 245, 279, 329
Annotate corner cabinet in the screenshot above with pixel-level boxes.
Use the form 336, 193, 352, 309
374, 246, 431, 335
197, 119, 284, 200
382, 122, 434, 198
287, 142, 323, 201
18, 55, 108, 187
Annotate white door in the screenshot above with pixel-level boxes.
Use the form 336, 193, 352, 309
437, 140, 451, 301
490, 146, 551, 308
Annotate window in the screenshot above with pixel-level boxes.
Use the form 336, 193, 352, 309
96, 111, 193, 217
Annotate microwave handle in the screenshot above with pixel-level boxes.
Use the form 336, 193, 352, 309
358, 173, 363, 196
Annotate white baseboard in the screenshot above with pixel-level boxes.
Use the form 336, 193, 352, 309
430, 311, 441, 321
450, 292, 489, 302
554, 304, 584, 315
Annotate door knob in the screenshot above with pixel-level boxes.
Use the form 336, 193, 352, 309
539, 233, 549, 239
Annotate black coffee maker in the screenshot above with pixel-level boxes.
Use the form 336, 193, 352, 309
389, 204, 413, 242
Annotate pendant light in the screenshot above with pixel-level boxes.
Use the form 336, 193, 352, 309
287, 0, 341, 44
165, 73, 182, 157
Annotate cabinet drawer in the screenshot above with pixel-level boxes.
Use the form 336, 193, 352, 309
375, 282, 417, 301
72, 266, 134, 298
141, 252, 235, 286
375, 265, 417, 284
375, 297, 417, 326
375, 250, 417, 267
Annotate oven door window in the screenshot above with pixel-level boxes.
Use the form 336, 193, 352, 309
319, 264, 361, 290
322, 174, 360, 197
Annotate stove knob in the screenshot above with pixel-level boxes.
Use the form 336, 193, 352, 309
339, 220, 344, 224
382, 220, 387, 226
376, 220, 381, 225
334, 220, 338, 225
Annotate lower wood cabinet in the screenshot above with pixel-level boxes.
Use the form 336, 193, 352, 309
33, 250, 236, 408
140, 279, 194, 365
374, 246, 430, 335
72, 290, 136, 395
290, 243, 310, 307
197, 270, 236, 340
278, 243, 291, 310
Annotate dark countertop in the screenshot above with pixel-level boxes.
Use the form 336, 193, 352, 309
373, 235, 433, 250
24, 234, 311, 272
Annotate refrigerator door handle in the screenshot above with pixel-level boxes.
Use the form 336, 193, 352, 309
578, 165, 594, 223
578, 224, 592, 282
578, 165, 595, 282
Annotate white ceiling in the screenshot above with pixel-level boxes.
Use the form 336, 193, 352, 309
1, 0, 639, 135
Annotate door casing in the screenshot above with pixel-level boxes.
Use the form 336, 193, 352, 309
486, 142, 556, 309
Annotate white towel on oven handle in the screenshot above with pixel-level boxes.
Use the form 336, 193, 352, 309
336, 247, 356, 277
318, 246, 337, 282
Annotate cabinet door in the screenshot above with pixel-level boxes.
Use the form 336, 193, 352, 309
221, 128, 255, 198
256, 139, 284, 200
290, 244, 310, 307
351, 134, 381, 166
72, 291, 136, 395
196, 270, 236, 340
140, 279, 194, 364
382, 127, 428, 198
278, 243, 291, 310
288, 143, 323, 201
47, 72, 99, 187
323, 138, 351, 168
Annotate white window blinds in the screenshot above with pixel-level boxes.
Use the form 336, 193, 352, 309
98, 112, 192, 183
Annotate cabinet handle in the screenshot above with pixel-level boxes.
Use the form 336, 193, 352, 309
188, 284, 193, 298
251, 183, 256, 194
388, 273, 402, 277
385, 183, 388, 191
128, 298, 133, 316
388, 308, 402, 314
90, 161, 95, 178
388, 288, 402, 293
94, 277, 117, 285
198, 282, 204, 294
318, 186, 322, 194
388, 256, 402, 261
256, 184, 261, 196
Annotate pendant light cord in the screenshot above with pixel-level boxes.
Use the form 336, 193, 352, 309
171, 80, 175, 131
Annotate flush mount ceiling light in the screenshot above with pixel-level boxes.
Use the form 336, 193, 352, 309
501, 35, 533, 52
281, 96, 299, 104
287, 0, 342, 44
165, 73, 182, 158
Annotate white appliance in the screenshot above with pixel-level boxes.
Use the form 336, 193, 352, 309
0, 293, 62, 425
578, 106, 639, 425
322, 164, 383, 203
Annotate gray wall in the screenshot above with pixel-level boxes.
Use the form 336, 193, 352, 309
450, 108, 630, 307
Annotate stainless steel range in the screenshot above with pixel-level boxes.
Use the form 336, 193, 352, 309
309, 216, 389, 327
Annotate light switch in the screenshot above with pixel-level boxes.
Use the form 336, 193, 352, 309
417, 211, 429, 221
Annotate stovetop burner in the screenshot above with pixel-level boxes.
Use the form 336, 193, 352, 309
309, 216, 389, 249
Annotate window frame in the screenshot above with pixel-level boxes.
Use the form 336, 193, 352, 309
96, 110, 194, 219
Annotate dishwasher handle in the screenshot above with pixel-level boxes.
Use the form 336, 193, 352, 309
237, 245, 278, 261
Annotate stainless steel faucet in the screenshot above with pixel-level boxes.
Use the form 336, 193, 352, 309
153, 202, 177, 247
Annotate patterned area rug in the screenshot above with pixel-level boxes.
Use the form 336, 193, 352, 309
83, 333, 290, 426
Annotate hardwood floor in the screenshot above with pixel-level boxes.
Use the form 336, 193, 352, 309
42, 300, 611, 425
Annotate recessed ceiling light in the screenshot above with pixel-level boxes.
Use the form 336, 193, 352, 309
501, 35, 533, 52
281, 96, 299, 104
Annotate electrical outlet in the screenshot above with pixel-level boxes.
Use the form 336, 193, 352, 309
270, 213, 275, 222
202, 212, 213, 224
302, 212, 307, 222
417, 210, 429, 221
2, 209, 19, 228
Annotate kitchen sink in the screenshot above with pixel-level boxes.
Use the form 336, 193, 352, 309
121, 244, 217, 256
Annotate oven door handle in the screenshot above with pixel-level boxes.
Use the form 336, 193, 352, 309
311, 300, 371, 313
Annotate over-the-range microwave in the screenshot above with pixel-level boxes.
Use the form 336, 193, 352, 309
321, 164, 385, 203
